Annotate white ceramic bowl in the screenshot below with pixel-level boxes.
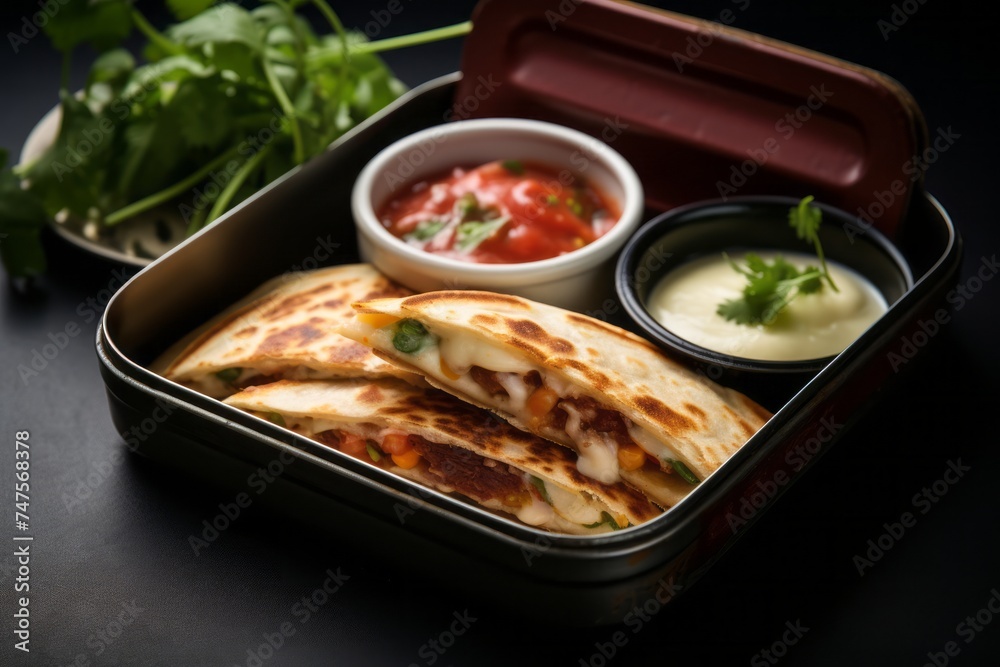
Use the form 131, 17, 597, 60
351, 118, 644, 311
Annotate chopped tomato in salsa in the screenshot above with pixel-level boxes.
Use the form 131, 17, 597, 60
378, 160, 619, 263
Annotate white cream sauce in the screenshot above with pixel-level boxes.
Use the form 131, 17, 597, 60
647, 251, 888, 361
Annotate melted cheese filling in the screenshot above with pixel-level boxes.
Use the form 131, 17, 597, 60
363, 324, 691, 485
559, 401, 620, 484
438, 333, 534, 375
542, 477, 605, 525
515, 493, 555, 526
256, 411, 621, 533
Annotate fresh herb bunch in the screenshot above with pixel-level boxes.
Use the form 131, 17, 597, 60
716, 196, 839, 326
0, 0, 470, 277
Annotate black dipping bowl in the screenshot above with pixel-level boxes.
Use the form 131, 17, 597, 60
615, 196, 913, 403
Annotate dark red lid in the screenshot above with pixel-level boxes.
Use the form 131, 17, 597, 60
456, 0, 927, 237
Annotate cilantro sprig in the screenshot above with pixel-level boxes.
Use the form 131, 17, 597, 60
0, 1, 471, 278
789, 195, 838, 293
716, 197, 838, 327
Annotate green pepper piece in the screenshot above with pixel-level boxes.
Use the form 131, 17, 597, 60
392, 318, 428, 353
215, 368, 242, 383
670, 459, 699, 484
501, 159, 524, 175
528, 476, 552, 505
583, 511, 624, 530
456, 192, 478, 217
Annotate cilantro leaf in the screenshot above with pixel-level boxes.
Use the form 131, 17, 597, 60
455, 217, 509, 252
716, 297, 761, 327
788, 195, 838, 291
797, 265, 823, 294
455, 192, 478, 217
789, 194, 822, 244
22, 91, 117, 219
169, 76, 237, 148
716, 253, 821, 326
86, 48, 136, 90
0, 150, 48, 277
502, 159, 524, 175
718, 197, 840, 326
404, 219, 445, 242
167, 3, 264, 54
43, 0, 133, 54
167, 0, 218, 21
1, 2, 470, 278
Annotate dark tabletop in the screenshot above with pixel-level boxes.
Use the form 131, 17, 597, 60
2, 1, 998, 665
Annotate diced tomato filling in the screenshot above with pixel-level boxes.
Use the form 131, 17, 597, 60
314, 429, 423, 469
380, 433, 411, 455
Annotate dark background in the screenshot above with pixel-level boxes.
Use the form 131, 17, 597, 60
1, 1, 998, 665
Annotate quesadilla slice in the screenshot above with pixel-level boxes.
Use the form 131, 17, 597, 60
155, 264, 418, 398
337, 291, 772, 508
224, 378, 661, 534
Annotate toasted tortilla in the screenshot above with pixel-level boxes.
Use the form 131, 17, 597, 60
154, 264, 418, 397
337, 291, 772, 507
224, 378, 661, 534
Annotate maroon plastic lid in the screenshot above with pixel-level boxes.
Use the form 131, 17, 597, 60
456, 0, 927, 237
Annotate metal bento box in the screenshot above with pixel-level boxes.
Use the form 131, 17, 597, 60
96, 0, 961, 625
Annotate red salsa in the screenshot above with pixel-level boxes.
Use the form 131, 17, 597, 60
378, 160, 619, 263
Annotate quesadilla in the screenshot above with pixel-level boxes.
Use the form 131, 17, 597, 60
223, 378, 661, 534
337, 291, 772, 507
155, 264, 418, 398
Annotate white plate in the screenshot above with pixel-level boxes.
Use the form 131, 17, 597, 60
19, 104, 188, 267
